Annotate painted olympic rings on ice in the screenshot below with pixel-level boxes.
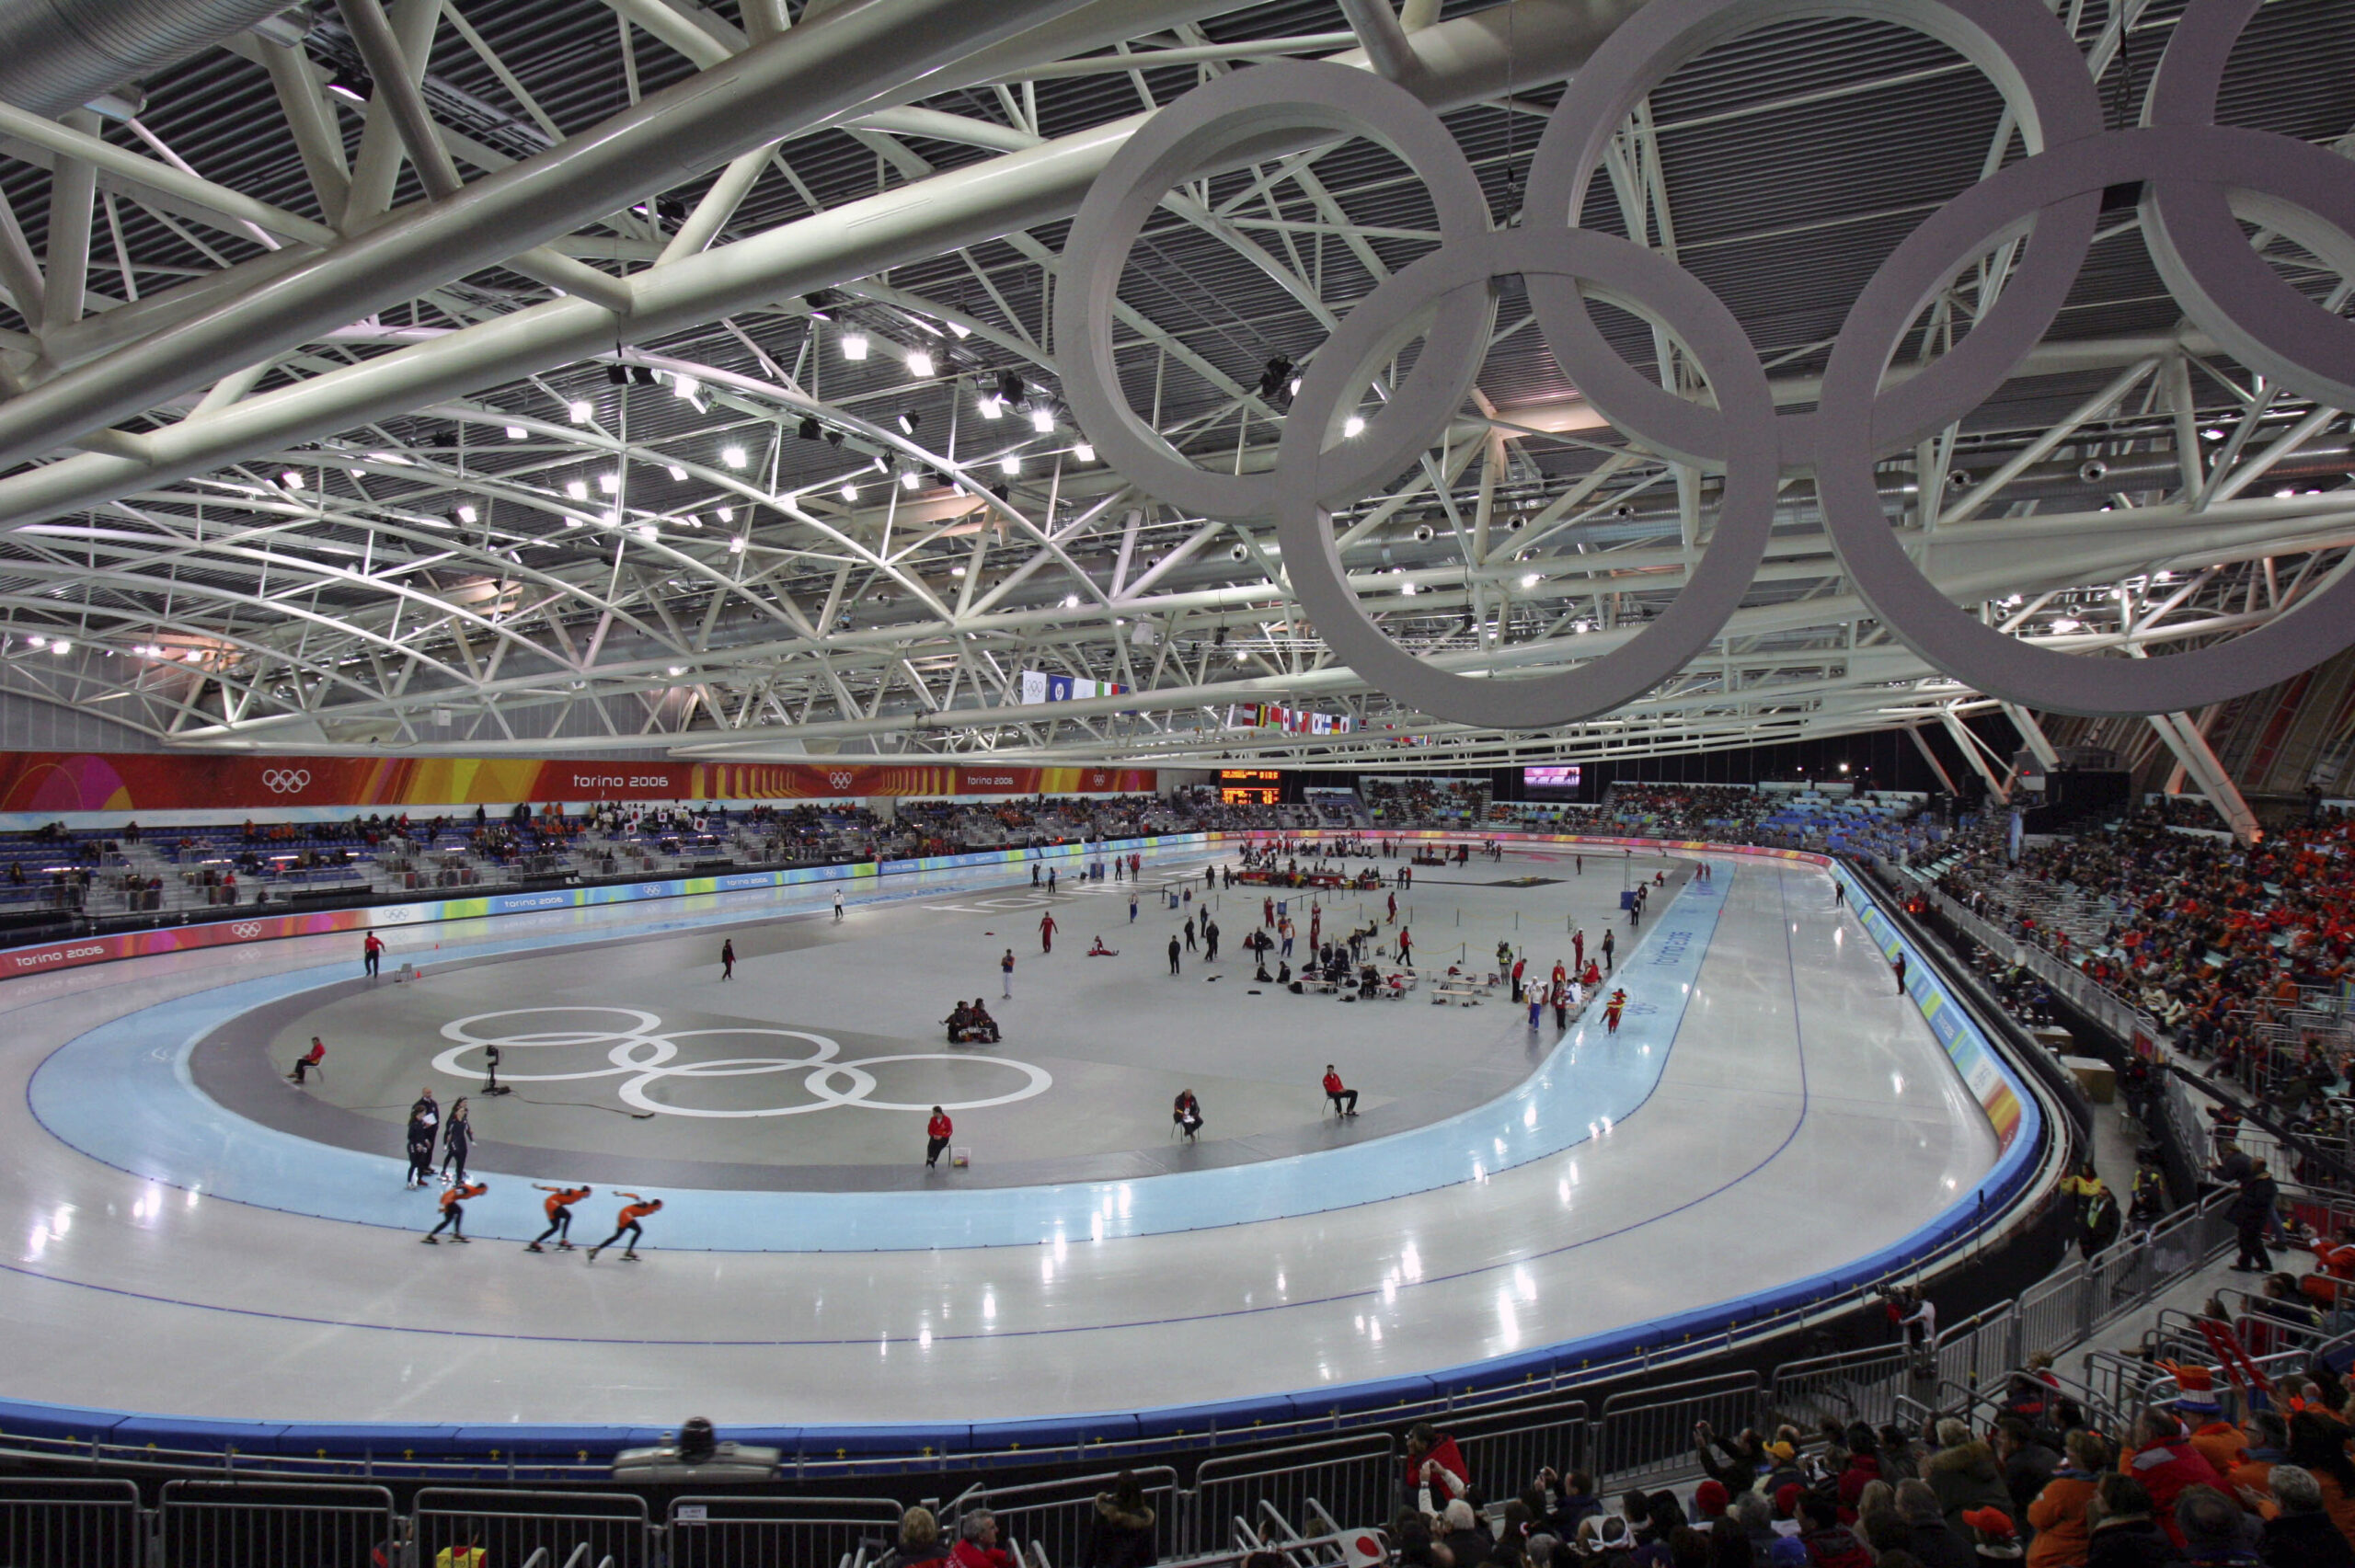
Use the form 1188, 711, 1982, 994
1051, 0, 2355, 721
434, 1007, 1052, 1118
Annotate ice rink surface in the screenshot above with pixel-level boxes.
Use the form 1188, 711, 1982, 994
0, 845, 1995, 1428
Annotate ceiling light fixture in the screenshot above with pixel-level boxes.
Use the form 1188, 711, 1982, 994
1030, 406, 1054, 434
1344, 415, 1366, 438
504, 425, 527, 441
597, 473, 619, 493
279, 469, 304, 489
457, 503, 478, 524
1074, 442, 1095, 464
717, 506, 735, 522
841, 331, 868, 361
840, 482, 859, 501
665, 464, 686, 482
564, 479, 588, 500
568, 400, 592, 423
999, 454, 1021, 475
720, 446, 747, 469
977, 395, 1003, 419
671, 373, 699, 399
907, 350, 934, 378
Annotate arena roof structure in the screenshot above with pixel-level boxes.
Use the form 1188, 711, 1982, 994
0, 0, 2347, 775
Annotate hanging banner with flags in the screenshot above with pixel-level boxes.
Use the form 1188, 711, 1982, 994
1223, 703, 1355, 735
1017, 670, 1129, 705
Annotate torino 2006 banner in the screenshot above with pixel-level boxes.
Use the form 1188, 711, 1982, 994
0, 752, 1154, 812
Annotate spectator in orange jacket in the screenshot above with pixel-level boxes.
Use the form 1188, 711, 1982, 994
2027, 1431, 2108, 1568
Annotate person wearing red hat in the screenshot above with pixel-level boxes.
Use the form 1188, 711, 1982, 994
1963, 1507, 2024, 1568
2165, 1368, 2247, 1477
1694, 1481, 1730, 1522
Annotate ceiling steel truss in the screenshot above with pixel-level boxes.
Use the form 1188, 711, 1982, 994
0, 0, 2344, 770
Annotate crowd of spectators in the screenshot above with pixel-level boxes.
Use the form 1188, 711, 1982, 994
1603, 784, 1775, 839
1373, 1377, 2355, 1568
1366, 777, 1493, 823
1934, 807, 2355, 1089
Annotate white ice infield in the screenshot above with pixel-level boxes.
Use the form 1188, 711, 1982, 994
434, 1006, 1052, 1117
1051, 0, 2355, 725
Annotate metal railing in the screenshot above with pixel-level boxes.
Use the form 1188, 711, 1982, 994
0, 1477, 144, 1568
1595, 1373, 1763, 1492
1919, 881, 2161, 1049
1196, 1435, 1395, 1556
412, 1488, 649, 1568
949, 1466, 1184, 1568
663, 1494, 902, 1568
156, 1480, 396, 1568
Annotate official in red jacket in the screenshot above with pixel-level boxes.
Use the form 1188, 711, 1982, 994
926, 1108, 953, 1171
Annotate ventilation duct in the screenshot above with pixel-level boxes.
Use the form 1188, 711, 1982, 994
0, 0, 300, 120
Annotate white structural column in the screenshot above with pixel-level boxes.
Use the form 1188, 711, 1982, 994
2002, 703, 2061, 772
1907, 725, 1960, 795
2147, 713, 2261, 843
1942, 708, 2012, 803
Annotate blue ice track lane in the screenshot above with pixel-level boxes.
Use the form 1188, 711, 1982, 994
26, 855, 1729, 1253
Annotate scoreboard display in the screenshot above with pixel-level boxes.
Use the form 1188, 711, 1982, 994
1218, 768, 1281, 806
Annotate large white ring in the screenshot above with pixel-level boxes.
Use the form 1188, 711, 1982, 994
1052, 60, 1493, 523
1053, 1, 2355, 726
1520, 0, 2107, 467
1274, 227, 1779, 729
433, 1008, 1053, 1119
1814, 126, 2355, 715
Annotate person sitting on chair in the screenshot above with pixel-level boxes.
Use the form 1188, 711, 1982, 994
946, 1001, 973, 1043
1172, 1089, 1204, 1141
967, 1000, 1001, 1044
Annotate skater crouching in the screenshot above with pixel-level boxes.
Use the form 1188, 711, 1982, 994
423, 1181, 486, 1243
587, 1194, 661, 1262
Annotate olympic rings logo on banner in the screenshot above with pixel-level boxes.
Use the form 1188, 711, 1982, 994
1053, 0, 2355, 723
827, 772, 856, 791
229, 921, 264, 939
260, 769, 311, 794
433, 1007, 1053, 1118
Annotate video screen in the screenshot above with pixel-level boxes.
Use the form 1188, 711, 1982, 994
1523, 765, 1581, 794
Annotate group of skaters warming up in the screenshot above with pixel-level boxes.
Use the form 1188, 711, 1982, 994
420, 1177, 664, 1262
